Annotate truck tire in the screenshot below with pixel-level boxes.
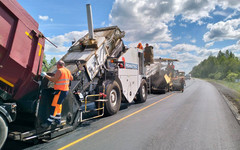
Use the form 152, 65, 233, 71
166, 84, 170, 92
135, 80, 147, 103
0, 114, 8, 149
161, 89, 166, 94
105, 81, 122, 116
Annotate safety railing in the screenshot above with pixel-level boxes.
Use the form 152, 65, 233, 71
81, 92, 107, 122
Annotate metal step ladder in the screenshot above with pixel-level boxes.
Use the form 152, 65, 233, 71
80, 93, 108, 122
146, 78, 151, 94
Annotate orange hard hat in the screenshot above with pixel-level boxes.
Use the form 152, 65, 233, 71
137, 43, 143, 50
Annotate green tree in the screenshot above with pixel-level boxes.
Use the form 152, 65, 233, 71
190, 50, 240, 81
49, 57, 57, 69
42, 54, 49, 72
42, 54, 57, 72
225, 72, 238, 82
214, 72, 222, 80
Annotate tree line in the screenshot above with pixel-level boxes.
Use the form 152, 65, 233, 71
42, 54, 57, 72
190, 50, 240, 82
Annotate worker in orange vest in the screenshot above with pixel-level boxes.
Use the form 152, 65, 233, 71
180, 77, 185, 92
41, 60, 73, 128
137, 43, 143, 50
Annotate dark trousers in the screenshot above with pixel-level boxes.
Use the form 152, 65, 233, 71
47, 90, 68, 123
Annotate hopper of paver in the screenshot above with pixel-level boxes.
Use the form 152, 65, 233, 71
48, 26, 125, 92
146, 59, 168, 91
145, 58, 178, 93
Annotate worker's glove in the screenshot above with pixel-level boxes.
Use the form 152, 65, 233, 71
41, 72, 47, 78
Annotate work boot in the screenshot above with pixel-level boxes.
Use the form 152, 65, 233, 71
41, 122, 51, 128
55, 119, 61, 125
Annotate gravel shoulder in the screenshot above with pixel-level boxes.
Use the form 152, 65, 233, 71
208, 80, 240, 122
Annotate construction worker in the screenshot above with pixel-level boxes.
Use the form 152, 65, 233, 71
144, 43, 154, 65
180, 77, 185, 92
41, 60, 73, 128
137, 43, 143, 50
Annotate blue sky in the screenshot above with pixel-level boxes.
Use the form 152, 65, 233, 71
18, 0, 240, 73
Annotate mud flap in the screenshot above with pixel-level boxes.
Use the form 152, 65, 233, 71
35, 88, 54, 132
35, 88, 80, 133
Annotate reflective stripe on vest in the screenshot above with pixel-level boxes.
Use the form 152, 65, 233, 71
55, 79, 70, 85
55, 82, 69, 85
54, 68, 71, 91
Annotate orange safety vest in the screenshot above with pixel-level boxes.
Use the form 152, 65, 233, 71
54, 67, 72, 91
137, 43, 143, 50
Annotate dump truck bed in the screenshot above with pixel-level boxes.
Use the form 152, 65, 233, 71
0, 0, 45, 100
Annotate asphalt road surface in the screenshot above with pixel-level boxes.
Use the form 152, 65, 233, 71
3, 79, 240, 150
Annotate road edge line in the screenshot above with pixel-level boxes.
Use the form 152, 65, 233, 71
58, 93, 175, 150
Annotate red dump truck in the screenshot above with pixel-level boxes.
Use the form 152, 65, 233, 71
0, 0, 45, 147
0, 0, 45, 100
0, 1, 148, 148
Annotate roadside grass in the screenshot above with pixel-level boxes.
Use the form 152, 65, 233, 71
217, 80, 240, 93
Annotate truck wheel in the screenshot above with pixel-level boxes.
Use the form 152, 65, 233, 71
0, 114, 8, 149
161, 89, 166, 94
167, 84, 170, 92
135, 80, 147, 103
105, 81, 122, 116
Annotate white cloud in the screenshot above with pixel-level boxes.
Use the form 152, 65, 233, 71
213, 11, 228, 16
160, 49, 206, 74
172, 44, 201, 52
224, 10, 238, 21
160, 1, 168, 5
203, 19, 240, 42
127, 42, 140, 49
173, 52, 202, 73
39, 15, 53, 22
196, 48, 219, 57
168, 21, 176, 27
108, 0, 217, 43
46, 54, 64, 62
110, 0, 174, 42
110, 0, 240, 43
39, 15, 49, 21
152, 43, 222, 73
237, 40, 240, 45
218, 0, 240, 10
180, 23, 187, 27
221, 40, 240, 53
176, 0, 216, 23
174, 36, 181, 41
109, 0, 240, 73
159, 43, 172, 48
191, 39, 196, 43
205, 42, 214, 48
44, 30, 88, 60
154, 48, 170, 56
197, 20, 205, 25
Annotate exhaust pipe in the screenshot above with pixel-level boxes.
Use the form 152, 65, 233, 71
86, 4, 94, 40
